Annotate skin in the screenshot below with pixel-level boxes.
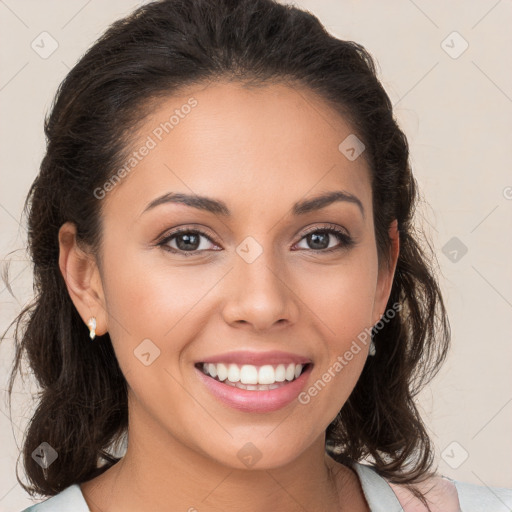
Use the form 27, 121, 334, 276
58, 80, 402, 511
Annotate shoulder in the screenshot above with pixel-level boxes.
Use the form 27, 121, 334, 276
388, 475, 459, 512
388, 474, 512, 512
19, 484, 90, 512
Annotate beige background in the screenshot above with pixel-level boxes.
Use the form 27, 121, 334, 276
1, 0, 511, 509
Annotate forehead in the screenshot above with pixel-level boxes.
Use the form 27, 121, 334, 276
102, 80, 372, 223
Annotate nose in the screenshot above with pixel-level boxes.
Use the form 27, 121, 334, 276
221, 245, 300, 333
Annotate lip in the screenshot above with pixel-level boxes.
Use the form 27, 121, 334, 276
195, 362, 313, 413
196, 350, 312, 366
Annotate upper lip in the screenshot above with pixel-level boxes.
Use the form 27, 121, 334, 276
196, 350, 313, 366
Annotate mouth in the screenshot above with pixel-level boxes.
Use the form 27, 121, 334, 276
194, 360, 314, 412
194, 361, 312, 391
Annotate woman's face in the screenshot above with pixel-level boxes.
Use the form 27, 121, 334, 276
63, 81, 398, 470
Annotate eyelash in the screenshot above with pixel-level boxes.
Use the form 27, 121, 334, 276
157, 224, 354, 258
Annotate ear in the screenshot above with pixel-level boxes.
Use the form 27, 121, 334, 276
372, 219, 400, 325
58, 221, 108, 337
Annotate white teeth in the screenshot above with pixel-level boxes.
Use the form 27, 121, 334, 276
285, 363, 296, 381
217, 363, 228, 381
199, 362, 306, 385
227, 364, 240, 383
240, 365, 258, 384
224, 380, 283, 391
275, 364, 286, 382
208, 363, 217, 378
258, 365, 274, 385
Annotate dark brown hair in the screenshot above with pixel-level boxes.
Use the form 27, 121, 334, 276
2, 0, 450, 508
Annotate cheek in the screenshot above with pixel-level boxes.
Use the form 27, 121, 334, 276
293, 251, 377, 412
296, 249, 379, 342
102, 240, 210, 334
98, 249, 203, 421
99, 240, 228, 383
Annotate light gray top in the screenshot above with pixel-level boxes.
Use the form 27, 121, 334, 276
20, 462, 512, 511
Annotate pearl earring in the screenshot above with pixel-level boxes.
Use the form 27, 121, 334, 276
369, 338, 376, 356
368, 312, 384, 356
87, 317, 97, 340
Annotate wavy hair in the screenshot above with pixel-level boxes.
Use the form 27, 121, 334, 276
2, 0, 450, 508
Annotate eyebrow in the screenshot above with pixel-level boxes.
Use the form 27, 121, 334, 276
140, 190, 365, 219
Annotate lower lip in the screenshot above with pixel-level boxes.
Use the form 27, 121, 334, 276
195, 364, 313, 413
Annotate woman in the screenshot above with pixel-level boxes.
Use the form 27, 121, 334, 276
5, 0, 511, 510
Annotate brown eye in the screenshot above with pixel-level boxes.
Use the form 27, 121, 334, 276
294, 226, 354, 253
158, 228, 217, 257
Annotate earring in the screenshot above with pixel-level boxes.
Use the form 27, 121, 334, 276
87, 317, 97, 340
368, 313, 383, 357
